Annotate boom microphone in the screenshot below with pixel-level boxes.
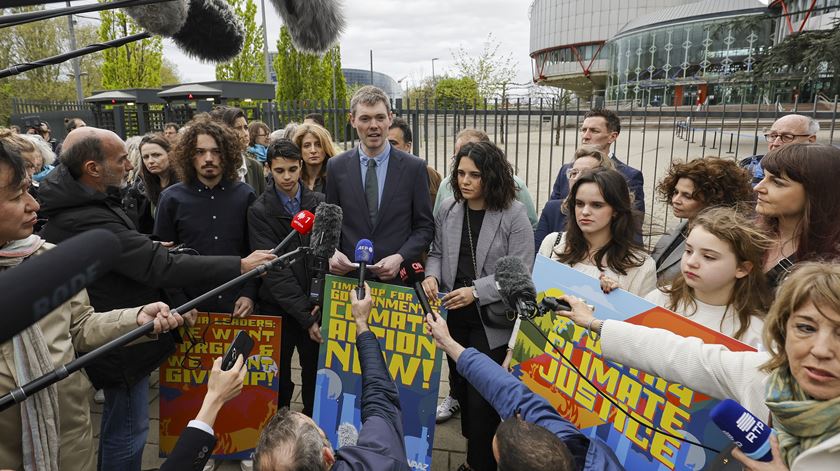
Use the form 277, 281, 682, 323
0, 229, 120, 344
172, 0, 245, 62
354, 239, 373, 299
308, 202, 343, 305
271, 210, 315, 255
494, 256, 538, 318
270, 0, 346, 54
399, 261, 434, 317
711, 399, 774, 462
124, 0, 189, 36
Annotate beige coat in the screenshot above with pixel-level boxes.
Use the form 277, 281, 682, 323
0, 247, 142, 471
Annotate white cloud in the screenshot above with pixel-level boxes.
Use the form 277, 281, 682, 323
165, 0, 533, 88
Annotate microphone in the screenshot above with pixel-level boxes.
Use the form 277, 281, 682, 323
711, 399, 774, 462
354, 239, 374, 299
308, 202, 343, 305
124, 0, 189, 36
399, 261, 434, 318
0, 229, 121, 344
271, 210, 315, 255
171, 0, 246, 62
269, 0, 346, 54
494, 256, 538, 319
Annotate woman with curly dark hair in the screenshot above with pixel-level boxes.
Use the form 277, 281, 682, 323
422, 141, 533, 471
756, 143, 840, 289
538, 167, 656, 296
652, 157, 753, 283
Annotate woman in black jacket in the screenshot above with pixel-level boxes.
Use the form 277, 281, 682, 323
247, 139, 325, 416
123, 133, 178, 234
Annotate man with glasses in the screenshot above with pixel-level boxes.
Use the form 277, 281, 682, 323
739, 114, 819, 185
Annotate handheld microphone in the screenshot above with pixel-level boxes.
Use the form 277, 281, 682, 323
125, 0, 189, 36
494, 256, 538, 319
269, 0, 346, 53
171, 0, 245, 62
399, 261, 434, 318
271, 210, 315, 255
308, 203, 343, 305
0, 229, 121, 344
354, 239, 374, 299
711, 399, 774, 462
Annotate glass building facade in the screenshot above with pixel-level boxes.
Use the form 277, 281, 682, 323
607, 11, 774, 106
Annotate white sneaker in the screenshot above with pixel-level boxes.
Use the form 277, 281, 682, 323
435, 395, 460, 423
240, 459, 253, 471
93, 389, 105, 404
202, 458, 217, 471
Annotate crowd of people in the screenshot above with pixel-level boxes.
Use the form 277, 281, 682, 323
1, 84, 839, 471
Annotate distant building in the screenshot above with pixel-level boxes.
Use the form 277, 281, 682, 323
529, 0, 840, 104
267, 53, 402, 100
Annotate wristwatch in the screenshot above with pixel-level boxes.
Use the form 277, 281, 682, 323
471, 286, 479, 300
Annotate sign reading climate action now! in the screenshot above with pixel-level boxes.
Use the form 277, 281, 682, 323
314, 276, 447, 471
511, 256, 757, 470
159, 313, 281, 460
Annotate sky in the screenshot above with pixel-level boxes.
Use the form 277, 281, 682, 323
69, 0, 534, 90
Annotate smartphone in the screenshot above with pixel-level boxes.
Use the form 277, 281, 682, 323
221, 331, 254, 371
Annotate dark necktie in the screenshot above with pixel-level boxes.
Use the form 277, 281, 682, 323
365, 159, 378, 225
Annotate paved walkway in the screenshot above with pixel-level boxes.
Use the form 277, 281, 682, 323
89, 352, 467, 471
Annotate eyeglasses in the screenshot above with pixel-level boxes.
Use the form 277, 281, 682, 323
763, 132, 812, 143
566, 169, 583, 180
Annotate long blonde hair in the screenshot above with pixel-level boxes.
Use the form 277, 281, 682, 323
664, 207, 773, 340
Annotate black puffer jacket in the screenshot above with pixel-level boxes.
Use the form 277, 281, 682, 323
38, 165, 242, 388
247, 180, 324, 327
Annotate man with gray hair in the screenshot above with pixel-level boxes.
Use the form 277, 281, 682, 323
325, 86, 434, 281
739, 113, 819, 185
254, 283, 409, 470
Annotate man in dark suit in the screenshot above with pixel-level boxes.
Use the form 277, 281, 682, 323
549, 109, 644, 214
325, 86, 434, 281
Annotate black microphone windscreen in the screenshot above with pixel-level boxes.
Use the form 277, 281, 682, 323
494, 256, 537, 307
172, 0, 245, 62
124, 0, 189, 36
310, 202, 343, 259
270, 0, 345, 54
0, 229, 121, 344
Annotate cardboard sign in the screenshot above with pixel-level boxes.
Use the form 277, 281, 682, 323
511, 256, 756, 470
314, 276, 447, 471
159, 312, 281, 460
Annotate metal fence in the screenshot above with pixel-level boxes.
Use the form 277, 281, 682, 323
11, 95, 840, 248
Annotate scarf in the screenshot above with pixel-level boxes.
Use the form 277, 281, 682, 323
765, 366, 840, 467
1, 235, 60, 471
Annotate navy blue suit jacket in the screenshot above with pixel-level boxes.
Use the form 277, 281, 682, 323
325, 146, 434, 265
549, 155, 646, 214
534, 199, 567, 251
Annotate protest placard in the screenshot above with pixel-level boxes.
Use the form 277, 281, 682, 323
511, 255, 756, 470
159, 312, 281, 460
314, 276, 446, 471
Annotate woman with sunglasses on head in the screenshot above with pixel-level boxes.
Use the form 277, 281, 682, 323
754, 144, 840, 290
422, 141, 534, 471
533, 145, 615, 251
123, 133, 178, 235
292, 123, 338, 194
557, 261, 840, 470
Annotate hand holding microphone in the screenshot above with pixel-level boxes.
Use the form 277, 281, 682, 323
711, 399, 779, 466
354, 239, 374, 300
399, 261, 435, 318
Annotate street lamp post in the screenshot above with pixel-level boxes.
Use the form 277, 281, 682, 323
431, 57, 439, 87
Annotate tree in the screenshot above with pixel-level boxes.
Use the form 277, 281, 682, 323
215, 0, 265, 82
160, 59, 182, 86
98, 6, 164, 89
434, 76, 480, 108
273, 26, 346, 104
451, 33, 517, 100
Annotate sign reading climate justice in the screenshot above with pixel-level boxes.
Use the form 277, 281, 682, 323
314, 276, 447, 471
511, 255, 757, 470
159, 313, 281, 460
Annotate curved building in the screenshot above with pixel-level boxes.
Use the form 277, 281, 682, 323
607, 0, 771, 106
529, 0, 698, 97
342, 68, 403, 100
